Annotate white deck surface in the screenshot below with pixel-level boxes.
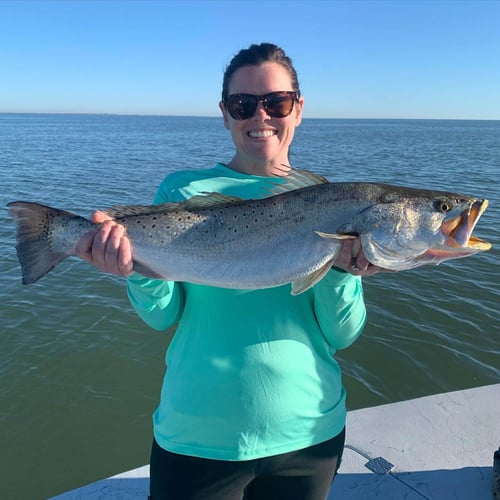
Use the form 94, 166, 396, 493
51, 383, 499, 499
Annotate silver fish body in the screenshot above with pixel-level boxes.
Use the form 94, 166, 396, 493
7, 169, 491, 294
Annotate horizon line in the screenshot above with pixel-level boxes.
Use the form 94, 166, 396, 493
1, 112, 499, 122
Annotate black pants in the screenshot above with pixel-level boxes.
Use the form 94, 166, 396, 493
149, 428, 345, 500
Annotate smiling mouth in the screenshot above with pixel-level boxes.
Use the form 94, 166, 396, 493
248, 130, 276, 138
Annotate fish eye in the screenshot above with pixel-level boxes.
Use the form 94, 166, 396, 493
436, 200, 453, 213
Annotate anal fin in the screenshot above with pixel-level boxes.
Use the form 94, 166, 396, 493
133, 261, 168, 280
291, 260, 335, 295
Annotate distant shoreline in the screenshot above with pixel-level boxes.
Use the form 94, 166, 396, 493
1, 112, 499, 122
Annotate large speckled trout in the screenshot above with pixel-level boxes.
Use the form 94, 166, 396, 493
8, 169, 491, 294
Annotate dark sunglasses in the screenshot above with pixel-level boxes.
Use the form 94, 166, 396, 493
223, 91, 299, 120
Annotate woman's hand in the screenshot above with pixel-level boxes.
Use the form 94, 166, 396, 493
75, 211, 134, 277
334, 238, 387, 277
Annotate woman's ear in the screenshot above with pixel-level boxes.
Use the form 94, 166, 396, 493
294, 96, 304, 127
219, 101, 230, 130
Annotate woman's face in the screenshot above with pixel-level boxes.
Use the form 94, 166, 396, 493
220, 62, 304, 176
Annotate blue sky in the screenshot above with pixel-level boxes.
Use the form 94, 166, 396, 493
1, 0, 499, 119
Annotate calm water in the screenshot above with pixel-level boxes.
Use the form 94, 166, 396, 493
1, 115, 499, 499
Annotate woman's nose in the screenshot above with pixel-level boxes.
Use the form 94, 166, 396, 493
254, 101, 270, 119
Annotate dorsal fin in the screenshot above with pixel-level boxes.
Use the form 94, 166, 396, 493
269, 169, 328, 196
103, 169, 326, 218
179, 193, 243, 209
253, 168, 328, 198
103, 193, 244, 219
282, 168, 328, 188
176, 169, 326, 206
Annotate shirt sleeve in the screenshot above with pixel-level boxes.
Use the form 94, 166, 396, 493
313, 268, 367, 350
125, 175, 185, 331
127, 273, 184, 331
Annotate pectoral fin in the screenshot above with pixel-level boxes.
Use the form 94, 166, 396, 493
291, 260, 335, 295
315, 231, 357, 240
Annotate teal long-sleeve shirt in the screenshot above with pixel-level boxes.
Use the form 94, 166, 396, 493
127, 163, 367, 460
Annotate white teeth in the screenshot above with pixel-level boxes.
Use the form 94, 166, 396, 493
248, 130, 275, 138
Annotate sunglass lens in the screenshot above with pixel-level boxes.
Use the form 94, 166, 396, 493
264, 92, 295, 117
226, 94, 257, 120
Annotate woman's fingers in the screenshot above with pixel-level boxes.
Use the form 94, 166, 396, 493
75, 213, 133, 276
91, 210, 111, 224
334, 238, 388, 276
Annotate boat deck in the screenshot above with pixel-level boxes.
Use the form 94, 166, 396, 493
50, 383, 500, 499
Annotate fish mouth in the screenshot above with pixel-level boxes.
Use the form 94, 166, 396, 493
442, 199, 491, 251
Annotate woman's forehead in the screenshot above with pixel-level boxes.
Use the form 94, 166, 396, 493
228, 63, 293, 94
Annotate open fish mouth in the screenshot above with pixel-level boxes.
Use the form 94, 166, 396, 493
442, 199, 491, 250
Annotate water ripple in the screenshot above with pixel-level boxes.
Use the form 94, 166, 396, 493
1, 115, 499, 499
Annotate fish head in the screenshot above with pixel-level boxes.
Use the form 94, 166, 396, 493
350, 188, 491, 271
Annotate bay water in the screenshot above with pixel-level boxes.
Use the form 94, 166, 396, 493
1, 115, 499, 499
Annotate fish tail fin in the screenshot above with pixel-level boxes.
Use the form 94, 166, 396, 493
7, 201, 74, 284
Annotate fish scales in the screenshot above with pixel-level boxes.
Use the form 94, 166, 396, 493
7, 169, 491, 293
120, 187, 341, 289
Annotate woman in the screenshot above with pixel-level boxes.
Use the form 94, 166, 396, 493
76, 43, 382, 500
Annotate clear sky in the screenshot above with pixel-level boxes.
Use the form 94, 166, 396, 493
1, 0, 499, 119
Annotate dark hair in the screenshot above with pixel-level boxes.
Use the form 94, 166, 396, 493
221, 43, 300, 101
